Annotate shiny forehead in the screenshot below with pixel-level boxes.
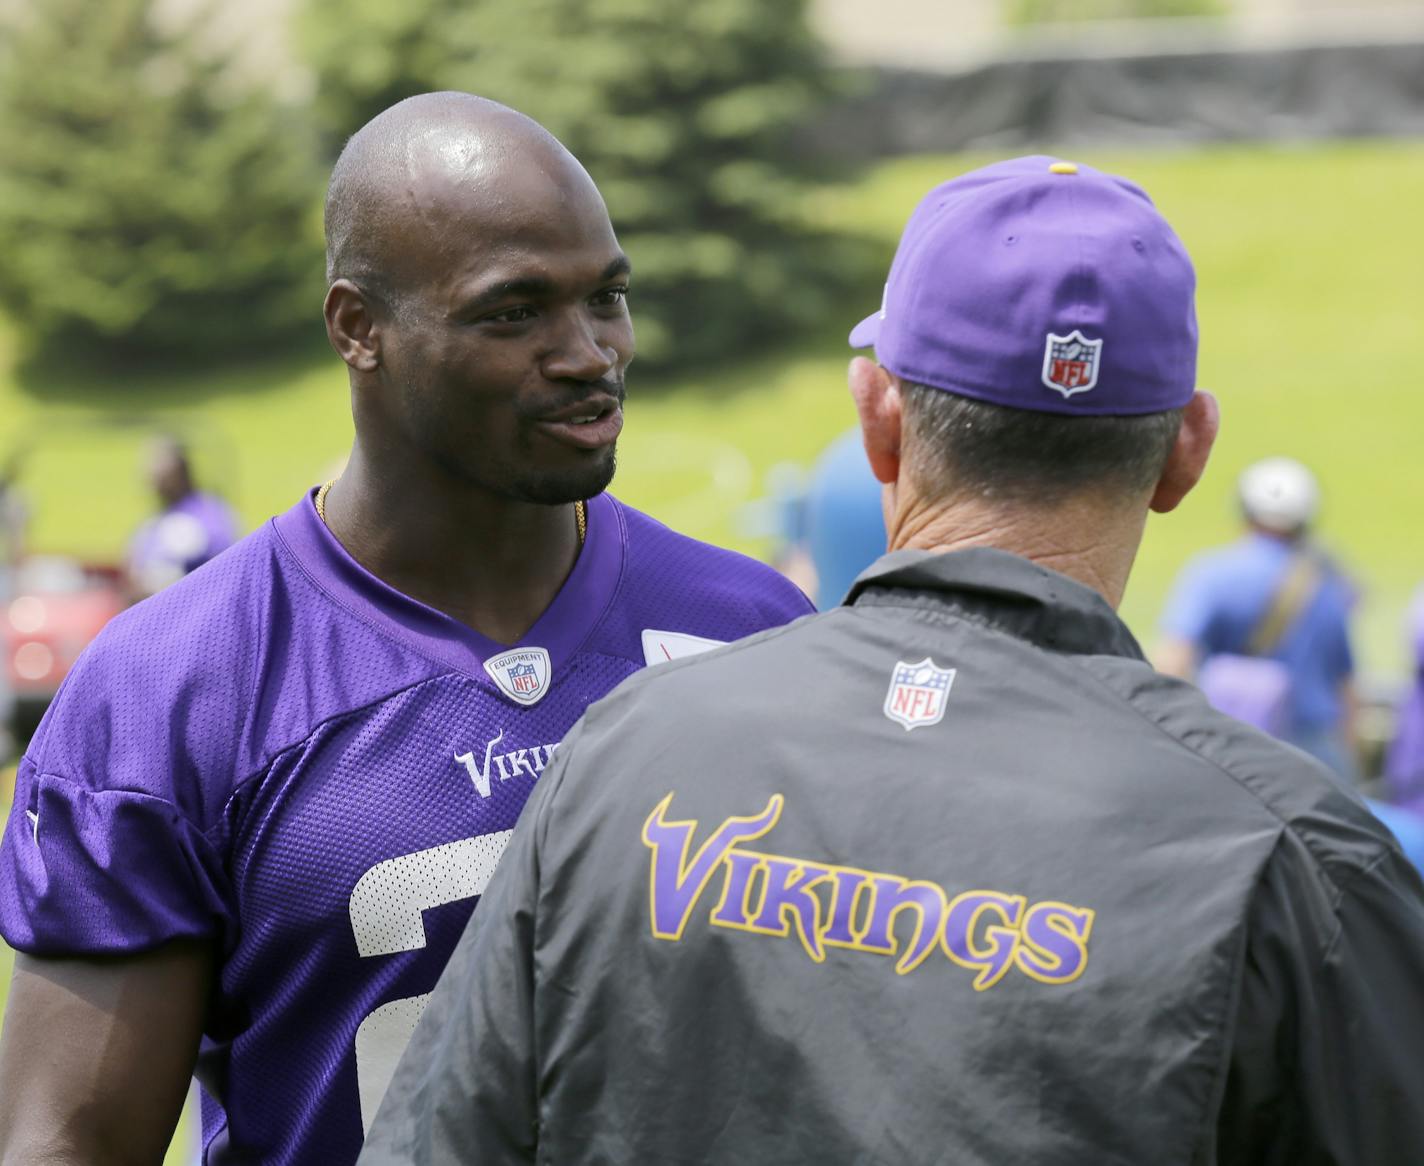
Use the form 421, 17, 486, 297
324, 92, 612, 293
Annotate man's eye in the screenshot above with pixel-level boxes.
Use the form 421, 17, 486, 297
485, 306, 536, 324
592, 287, 629, 307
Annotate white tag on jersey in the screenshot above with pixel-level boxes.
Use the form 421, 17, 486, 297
483, 646, 552, 706
641, 629, 726, 666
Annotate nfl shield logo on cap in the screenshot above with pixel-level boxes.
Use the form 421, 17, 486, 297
884, 657, 956, 731
1041, 331, 1103, 399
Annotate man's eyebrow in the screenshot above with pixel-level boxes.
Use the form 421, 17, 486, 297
456, 276, 554, 315
454, 256, 631, 316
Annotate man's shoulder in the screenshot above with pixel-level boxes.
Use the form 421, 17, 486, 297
1084, 654, 1396, 884
567, 604, 828, 756
614, 496, 799, 579
609, 495, 813, 619
89, 519, 284, 667
28, 510, 426, 790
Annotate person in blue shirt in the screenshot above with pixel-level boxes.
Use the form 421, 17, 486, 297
1156, 457, 1358, 781
758, 430, 887, 611
803, 429, 888, 609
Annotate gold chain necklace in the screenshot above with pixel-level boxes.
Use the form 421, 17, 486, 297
315, 479, 586, 546
314, 479, 334, 523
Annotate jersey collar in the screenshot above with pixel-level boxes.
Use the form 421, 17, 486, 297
271, 490, 626, 685
845, 547, 1145, 661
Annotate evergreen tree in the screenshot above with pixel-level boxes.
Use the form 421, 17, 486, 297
300, 0, 455, 145
300, 0, 873, 369
0, 0, 324, 365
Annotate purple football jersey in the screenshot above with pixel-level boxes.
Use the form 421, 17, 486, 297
0, 490, 811, 1164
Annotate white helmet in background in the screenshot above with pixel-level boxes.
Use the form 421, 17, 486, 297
1238, 457, 1319, 535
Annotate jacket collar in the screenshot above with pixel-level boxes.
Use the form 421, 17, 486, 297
845, 547, 1146, 661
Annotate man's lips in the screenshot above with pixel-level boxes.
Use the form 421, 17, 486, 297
533, 396, 623, 450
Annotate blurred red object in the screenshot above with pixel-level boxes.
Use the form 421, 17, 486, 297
2, 556, 125, 748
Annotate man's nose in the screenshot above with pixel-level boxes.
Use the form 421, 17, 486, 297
543, 310, 619, 382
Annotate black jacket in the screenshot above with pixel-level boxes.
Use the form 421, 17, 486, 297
362, 549, 1424, 1166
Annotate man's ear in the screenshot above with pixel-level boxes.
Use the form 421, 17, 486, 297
848, 357, 903, 486
1150, 390, 1220, 514
324, 280, 381, 373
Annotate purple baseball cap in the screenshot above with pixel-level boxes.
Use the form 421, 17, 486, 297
849, 156, 1197, 416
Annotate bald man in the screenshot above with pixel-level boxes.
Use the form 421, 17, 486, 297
0, 93, 811, 1165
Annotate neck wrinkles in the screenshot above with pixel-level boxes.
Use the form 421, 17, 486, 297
887, 487, 1150, 611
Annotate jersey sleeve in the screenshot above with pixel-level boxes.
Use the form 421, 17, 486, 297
359, 723, 580, 1164
1216, 828, 1424, 1164
0, 631, 235, 956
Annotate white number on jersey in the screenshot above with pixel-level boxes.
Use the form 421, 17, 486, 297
348, 831, 514, 1133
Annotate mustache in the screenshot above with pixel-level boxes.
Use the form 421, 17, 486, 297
579, 374, 626, 405
527, 375, 626, 415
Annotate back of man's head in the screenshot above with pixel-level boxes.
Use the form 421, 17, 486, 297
849, 157, 1199, 508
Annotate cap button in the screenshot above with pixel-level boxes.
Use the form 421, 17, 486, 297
1049, 161, 1079, 175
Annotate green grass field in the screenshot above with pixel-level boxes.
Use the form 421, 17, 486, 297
1, 141, 1422, 1157
3, 140, 1422, 673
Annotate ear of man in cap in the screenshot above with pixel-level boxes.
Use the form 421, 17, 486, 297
847, 156, 1219, 608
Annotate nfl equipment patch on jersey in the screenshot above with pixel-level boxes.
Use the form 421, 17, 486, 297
484, 647, 552, 706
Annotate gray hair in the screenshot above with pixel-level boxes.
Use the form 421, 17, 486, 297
900, 382, 1184, 506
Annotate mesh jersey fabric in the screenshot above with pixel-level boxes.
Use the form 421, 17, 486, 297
0, 489, 812, 1165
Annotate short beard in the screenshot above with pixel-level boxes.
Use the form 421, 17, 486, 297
506, 446, 618, 506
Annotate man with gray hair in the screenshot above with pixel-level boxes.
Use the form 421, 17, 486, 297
362, 157, 1424, 1163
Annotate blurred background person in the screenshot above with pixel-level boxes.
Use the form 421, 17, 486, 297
0, 450, 29, 593
1369, 591, 1424, 871
1156, 457, 1359, 783
802, 428, 887, 609
126, 436, 239, 599
1387, 588, 1424, 814
0, 450, 29, 763
758, 428, 888, 609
